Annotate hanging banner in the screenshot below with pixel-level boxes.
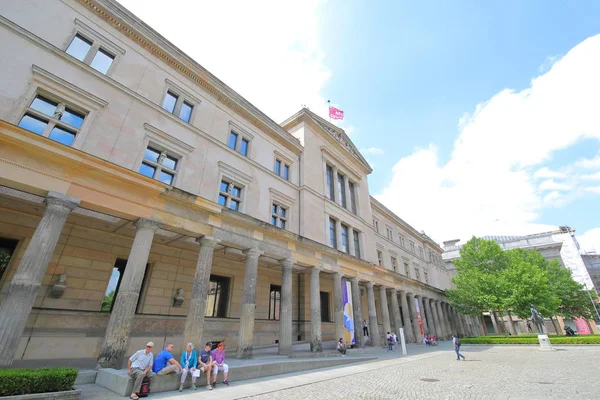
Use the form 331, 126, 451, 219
414, 297, 424, 339
341, 280, 355, 345
574, 317, 592, 335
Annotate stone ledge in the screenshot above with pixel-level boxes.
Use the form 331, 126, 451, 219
0, 389, 81, 400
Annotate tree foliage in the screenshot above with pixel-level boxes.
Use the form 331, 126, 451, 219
447, 237, 595, 320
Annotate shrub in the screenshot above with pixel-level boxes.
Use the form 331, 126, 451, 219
461, 335, 600, 345
0, 367, 78, 396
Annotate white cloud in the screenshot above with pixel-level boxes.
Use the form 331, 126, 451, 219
534, 167, 566, 179
117, 0, 330, 123
360, 147, 385, 155
584, 186, 600, 193
376, 35, 600, 245
539, 179, 571, 191
578, 227, 600, 254
581, 171, 600, 181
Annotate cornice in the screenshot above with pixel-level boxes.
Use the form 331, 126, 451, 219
73, 0, 302, 153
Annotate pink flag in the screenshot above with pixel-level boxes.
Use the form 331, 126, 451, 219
329, 106, 344, 120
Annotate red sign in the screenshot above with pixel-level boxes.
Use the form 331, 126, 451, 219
574, 317, 591, 334
329, 106, 344, 120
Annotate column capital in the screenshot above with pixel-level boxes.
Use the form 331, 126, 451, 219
365, 281, 374, 289
134, 218, 161, 231
351, 276, 360, 283
387, 287, 398, 294
45, 192, 80, 211
397, 289, 406, 295
334, 271, 344, 278
243, 247, 263, 258
280, 258, 295, 269
196, 235, 221, 247
310, 265, 322, 274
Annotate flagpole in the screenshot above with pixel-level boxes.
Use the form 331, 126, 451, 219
327, 99, 331, 123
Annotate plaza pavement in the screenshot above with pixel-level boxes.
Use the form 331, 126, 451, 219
78, 341, 600, 400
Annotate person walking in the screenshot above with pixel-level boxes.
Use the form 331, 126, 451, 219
386, 332, 393, 351
452, 334, 465, 361
363, 319, 369, 337
127, 342, 155, 400
179, 343, 198, 391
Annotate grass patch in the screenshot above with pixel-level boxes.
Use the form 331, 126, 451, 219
0, 367, 78, 396
462, 335, 600, 345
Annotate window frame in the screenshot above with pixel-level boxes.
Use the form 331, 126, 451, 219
340, 224, 349, 253
218, 180, 244, 211
274, 156, 291, 181
348, 180, 357, 214
160, 79, 201, 124
376, 249, 384, 267
352, 229, 361, 259
217, 162, 252, 214
64, 19, 125, 76
270, 202, 288, 230
268, 284, 282, 320
399, 234, 406, 248
320, 291, 332, 322
391, 256, 398, 272
138, 144, 180, 186
329, 217, 337, 249
205, 274, 230, 318
0, 238, 19, 285
386, 226, 393, 241
409, 241, 415, 254
227, 122, 254, 157
326, 164, 335, 201
337, 172, 346, 207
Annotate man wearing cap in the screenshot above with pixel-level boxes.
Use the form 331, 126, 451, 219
127, 342, 156, 400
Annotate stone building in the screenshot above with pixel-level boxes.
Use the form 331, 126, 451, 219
0, 0, 475, 368
443, 228, 599, 335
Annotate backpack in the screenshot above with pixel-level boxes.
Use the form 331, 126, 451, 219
455, 338, 461, 346
138, 376, 151, 398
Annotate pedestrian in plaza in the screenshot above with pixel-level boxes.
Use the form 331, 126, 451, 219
179, 343, 198, 392
127, 342, 155, 400
386, 332, 393, 351
337, 338, 347, 357
392, 332, 398, 351
453, 334, 465, 361
363, 319, 369, 337
211, 342, 230, 387
153, 343, 182, 375
198, 342, 215, 390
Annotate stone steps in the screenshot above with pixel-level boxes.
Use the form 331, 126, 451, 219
75, 369, 98, 385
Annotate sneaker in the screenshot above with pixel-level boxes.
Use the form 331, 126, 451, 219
212, 382, 217, 388
223, 380, 229, 385
178, 385, 183, 392
462, 356, 466, 360
200, 367, 205, 373
191, 385, 197, 390
206, 385, 213, 391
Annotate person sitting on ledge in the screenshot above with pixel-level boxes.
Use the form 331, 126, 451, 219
423, 336, 432, 346
429, 335, 438, 346
179, 343, 198, 392
127, 341, 156, 400
337, 338, 347, 357
198, 342, 215, 390
211, 342, 229, 387
153, 343, 182, 376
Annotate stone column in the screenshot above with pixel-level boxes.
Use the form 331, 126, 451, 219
277, 258, 294, 355
445, 303, 456, 336
309, 266, 322, 352
399, 290, 416, 343
422, 297, 434, 336
183, 236, 220, 350
0, 192, 79, 367
416, 295, 429, 337
435, 301, 447, 339
351, 277, 364, 347
365, 282, 380, 346
408, 293, 422, 341
97, 218, 160, 368
333, 272, 344, 343
431, 299, 443, 339
456, 310, 466, 337
236, 247, 263, 359
379, 286, 391, 336
390, 289, 402, 335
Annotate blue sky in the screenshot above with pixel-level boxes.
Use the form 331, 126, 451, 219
119, 0, 600, 252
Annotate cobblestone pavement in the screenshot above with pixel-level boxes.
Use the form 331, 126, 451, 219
242, 346, 600, 400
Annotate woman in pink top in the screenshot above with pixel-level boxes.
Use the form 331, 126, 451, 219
211, 342, 229, 387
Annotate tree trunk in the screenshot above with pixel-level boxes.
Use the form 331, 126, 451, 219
550, 316, 561, 335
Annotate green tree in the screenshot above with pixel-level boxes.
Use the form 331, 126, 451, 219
544, 260, 596, 319
101, 290, 115, 311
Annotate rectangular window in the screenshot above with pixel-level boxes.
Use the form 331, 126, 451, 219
18, 95, 86, 146
337, 173, 346, 207
228, 131, 251, 156
399, 235, 405, 248
424, 271, 429, 284
271, 203, 287, 230
404, 262, 409, 276
377, 250, 383, 267
138, 146, 178, 185
326, 165, 334, 200
373, 219, 379, 233
418, 247, 424, 258
414, 267, 421, 281
274, 159, 290, 180
218, 180, 243, 211
66, 33, 115, 75
348, 181, 357, 214
409, 241, 415, 254
320, 291, 331, 322
268, 284, 281, 320
341, 224, 349, 253
353, 230, 361, 258
101, 259, 127, 312
391, 256, 398, 272
205, 274, 230, 318
0, 238, 18, 283
161, 90, 195, 122
386, 227, 393, 241
329, 218, 337, 249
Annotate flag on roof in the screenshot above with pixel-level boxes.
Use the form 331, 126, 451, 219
329, 106, 344, 120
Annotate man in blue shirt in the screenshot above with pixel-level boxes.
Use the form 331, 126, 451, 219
152, 343, 182, 375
